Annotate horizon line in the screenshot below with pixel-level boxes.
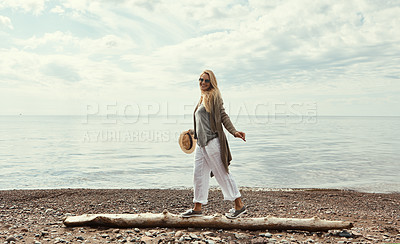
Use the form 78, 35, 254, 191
1, 114, 400, 117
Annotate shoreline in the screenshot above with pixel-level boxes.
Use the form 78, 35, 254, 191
1, 188, 399, 243
2, 186, 399, 194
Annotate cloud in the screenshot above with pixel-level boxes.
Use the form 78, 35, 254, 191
0, 0, 399, 115
0, 15, 13, 29
0, 0, 46, 15
16, 31, 136, 54
50, 5, 65, 14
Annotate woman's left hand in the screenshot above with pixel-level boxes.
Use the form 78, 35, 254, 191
234, 131, 246, 142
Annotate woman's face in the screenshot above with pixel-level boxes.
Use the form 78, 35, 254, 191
199, 73, 211, 91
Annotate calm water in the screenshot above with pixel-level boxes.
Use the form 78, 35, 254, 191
0, 115, 399, 193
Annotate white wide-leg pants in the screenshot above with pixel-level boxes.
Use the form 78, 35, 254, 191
193, 137, 241, 204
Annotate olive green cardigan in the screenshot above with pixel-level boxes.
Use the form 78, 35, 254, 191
193, 95, 238, 173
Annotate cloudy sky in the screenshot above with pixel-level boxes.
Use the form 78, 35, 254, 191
0, 0, 399, 116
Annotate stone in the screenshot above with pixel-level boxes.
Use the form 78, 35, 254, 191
6, 236, 17, 242
251, 237, 268, 244
54, 237, 67, 243
203, 231, 216, 237
351, 230, 363, 237
45, 209, 54, 214
140, 236, 153, 242
234, 233, 248, 239
134, 228, 140, 233
260, 233, 272, 238
190, 233, 200, 240
175, 231, 183, 237
76, 236, 85, 241
338, 230, 353, 238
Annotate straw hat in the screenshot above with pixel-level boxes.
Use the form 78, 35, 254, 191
179, 130, 196, 154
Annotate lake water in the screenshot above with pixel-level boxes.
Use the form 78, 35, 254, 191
1, 115, 399, 193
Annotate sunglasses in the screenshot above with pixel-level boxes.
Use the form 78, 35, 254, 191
199, 78, 210, 83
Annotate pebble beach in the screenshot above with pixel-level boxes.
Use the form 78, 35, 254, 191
1, 188, 399, 243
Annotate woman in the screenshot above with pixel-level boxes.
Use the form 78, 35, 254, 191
182, 70, 247, 219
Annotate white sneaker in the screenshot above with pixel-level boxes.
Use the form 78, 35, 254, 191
225, 206, 247, 219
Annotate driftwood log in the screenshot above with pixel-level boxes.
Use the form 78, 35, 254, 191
64, 210, 353, 231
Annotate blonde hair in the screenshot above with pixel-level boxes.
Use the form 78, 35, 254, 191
200, 69, 221, 113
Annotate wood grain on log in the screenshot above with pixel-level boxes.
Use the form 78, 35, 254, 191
63, 210, 353, 231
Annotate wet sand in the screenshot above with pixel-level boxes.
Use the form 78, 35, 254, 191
0, 188, 399, 243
